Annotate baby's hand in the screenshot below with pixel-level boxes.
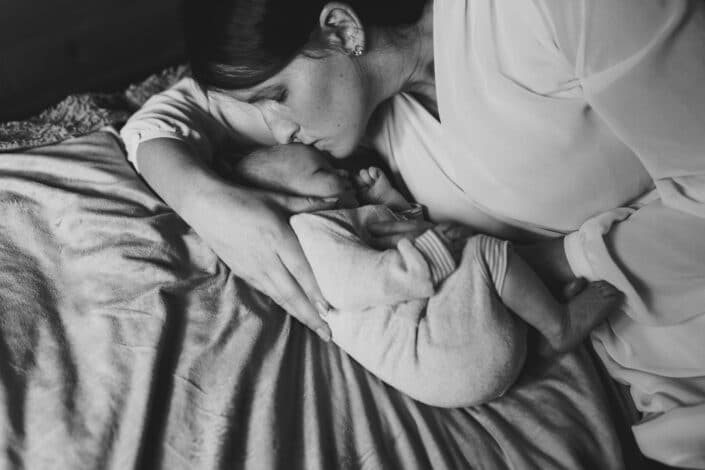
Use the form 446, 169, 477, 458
433, 223, 475, 263
354, 167, 411, 211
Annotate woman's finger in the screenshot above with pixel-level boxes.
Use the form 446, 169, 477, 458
268, 224, 333, 341
275, 230, 333, 317
266, 263, 332, 342
367, 219, 434, 236
266, 191, 339, 214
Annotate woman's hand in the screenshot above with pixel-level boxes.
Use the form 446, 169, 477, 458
184, 181, 338, 341
136, 138, 337, 340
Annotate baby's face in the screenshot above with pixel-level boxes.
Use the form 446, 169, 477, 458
239, 144, 357, 206
286, 145, 354, 198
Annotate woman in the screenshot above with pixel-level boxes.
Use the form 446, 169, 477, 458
121, 0, 705, 466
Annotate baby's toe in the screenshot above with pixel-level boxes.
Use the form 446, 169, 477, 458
355, 169, 372, 187
367, 166, 381, 180
595, 281, 623, 299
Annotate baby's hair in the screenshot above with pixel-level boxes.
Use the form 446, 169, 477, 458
183, 0, 429, 92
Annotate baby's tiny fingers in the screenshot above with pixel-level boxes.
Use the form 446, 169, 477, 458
359, 168, 373, 185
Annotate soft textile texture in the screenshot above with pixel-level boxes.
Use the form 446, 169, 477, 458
0, 131, 624, 469
0, 66, 189, 152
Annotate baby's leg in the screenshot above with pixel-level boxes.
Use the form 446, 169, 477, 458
501, 249, 623, 354
354, 167, 412, 211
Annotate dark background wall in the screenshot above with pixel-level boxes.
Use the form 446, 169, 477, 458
0, 0, 184, 120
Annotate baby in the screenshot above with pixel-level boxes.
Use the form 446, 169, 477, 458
229, 143, 622, 407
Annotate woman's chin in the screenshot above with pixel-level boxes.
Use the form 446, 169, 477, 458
324, 140, 358, 159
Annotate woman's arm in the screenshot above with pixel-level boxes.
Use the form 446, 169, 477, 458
121, 80, 335, 340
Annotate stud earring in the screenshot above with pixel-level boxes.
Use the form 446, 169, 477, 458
352, 44, 364, 56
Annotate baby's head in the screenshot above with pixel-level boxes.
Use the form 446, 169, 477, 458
234, 143, 358, 208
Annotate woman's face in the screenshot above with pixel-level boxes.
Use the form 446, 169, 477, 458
229, 52, 372, 159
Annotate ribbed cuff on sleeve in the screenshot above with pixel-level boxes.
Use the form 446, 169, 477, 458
413, 229, 457, 286
563, 231, 594, 280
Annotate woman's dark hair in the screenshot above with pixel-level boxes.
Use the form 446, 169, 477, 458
184, 0, 428, 91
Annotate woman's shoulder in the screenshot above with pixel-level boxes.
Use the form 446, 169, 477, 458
533, 0, 698, 76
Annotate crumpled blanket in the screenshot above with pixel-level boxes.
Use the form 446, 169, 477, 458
0, 65, 189, 152
0, 131, 625, 469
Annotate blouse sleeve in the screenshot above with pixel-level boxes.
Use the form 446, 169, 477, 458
545, 0, 705, 325
119, 78, 228, 171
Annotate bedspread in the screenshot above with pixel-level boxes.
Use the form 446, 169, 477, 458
0, 131, 624, 469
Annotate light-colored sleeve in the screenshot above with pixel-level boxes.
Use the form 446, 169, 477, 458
289, 205, 456, 311
119, 78, 228, 171
544, 0, 705, 325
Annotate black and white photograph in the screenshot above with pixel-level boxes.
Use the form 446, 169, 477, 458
1, 1, 703, 468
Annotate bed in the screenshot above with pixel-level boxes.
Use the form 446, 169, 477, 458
0, 2, 655, 469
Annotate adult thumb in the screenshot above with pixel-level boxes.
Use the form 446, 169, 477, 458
278, 194, 339, 213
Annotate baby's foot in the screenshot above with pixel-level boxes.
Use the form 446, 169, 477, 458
547, 281, 623, 354
354, 167, 411, 211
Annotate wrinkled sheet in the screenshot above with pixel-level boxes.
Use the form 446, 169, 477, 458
0, 131, 624, 469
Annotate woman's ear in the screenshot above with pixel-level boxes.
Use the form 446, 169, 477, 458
319, 2, 366, 55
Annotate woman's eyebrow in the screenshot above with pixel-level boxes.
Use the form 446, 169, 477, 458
245, 85, 284, 103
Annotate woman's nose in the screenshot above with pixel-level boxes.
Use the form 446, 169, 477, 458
262, 111, 300, 144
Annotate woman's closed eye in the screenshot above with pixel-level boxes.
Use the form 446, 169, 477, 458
246, 85, 289, 105
263, 87, 288, 104
273, 88, 288, 103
